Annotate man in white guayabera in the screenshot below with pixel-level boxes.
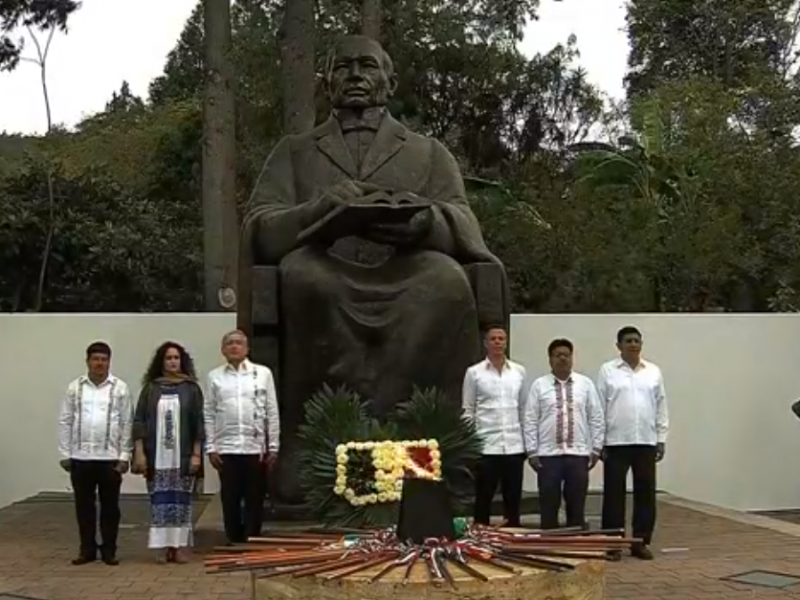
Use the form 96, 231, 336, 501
58, 341, 133, 566
524, 338, 604, 531
597, 326, 669, 561
462, 326, 529, 527
204, 330, 280, 544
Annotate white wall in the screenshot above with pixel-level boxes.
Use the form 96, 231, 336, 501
511, 314, 800, 512
0, 313, 236, 509
2, 312, 800, 512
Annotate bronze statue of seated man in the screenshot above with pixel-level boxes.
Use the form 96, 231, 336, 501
240, 35, 506, 502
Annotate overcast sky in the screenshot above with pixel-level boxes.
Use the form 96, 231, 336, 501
0, 0, 628, 135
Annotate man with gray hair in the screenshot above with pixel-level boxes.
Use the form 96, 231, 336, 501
204, 330, 280, 544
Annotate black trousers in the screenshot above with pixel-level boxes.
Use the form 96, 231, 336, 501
601, 445, 657, 544
537, 455, 590, 530
218, 454, 266, 543
473, 453, 525, 526
69, 459, 122, 558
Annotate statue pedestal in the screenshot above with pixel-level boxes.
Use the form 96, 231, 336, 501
254, 557, 606, 600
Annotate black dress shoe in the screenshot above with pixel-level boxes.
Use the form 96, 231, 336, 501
631, 544, 654, 560
101, 554, 119, 566
71, 555, 96, 565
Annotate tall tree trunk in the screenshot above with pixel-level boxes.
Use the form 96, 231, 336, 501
361, 0, 382, 40
24, 26, 56, 312
202, 0, 239, 311
278, 0, 316, 134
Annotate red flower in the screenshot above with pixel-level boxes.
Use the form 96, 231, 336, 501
406, 447, 433, 475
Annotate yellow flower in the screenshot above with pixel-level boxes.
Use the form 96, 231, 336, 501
346, 441, 356, 449
336, 444, 347, 455
333, 485, 345, 495
336, 464, 347, 475
377, 492, 388, 502
337, 453, 348, 464
431, 459, 442, 470
344, 488, 355, 500
366, 494, 378, 504
430, 449, 441, 460
428, 440, 439, 450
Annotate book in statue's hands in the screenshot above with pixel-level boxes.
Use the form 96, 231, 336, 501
298, 190, 432, 244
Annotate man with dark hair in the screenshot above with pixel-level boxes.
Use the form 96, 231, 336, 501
524, 338, 604, 530
463, 326, 528, 527
597, 326, 669, 560
58, 341, 133, 566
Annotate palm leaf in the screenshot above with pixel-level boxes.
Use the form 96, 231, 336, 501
296, 384, 399, 528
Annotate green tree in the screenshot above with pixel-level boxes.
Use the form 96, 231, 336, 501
0, 0, 79, 71
626, 0, 799, 98
0, 157, 202, 311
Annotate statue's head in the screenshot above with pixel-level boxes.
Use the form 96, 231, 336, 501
324, 35, 398, 110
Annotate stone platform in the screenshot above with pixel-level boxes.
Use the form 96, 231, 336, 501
256, 556, 606, 600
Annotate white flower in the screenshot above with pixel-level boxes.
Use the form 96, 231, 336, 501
336, 444, 347, 455
346, 441, 356, 449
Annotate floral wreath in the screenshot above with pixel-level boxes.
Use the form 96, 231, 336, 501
334, 439, 442, 506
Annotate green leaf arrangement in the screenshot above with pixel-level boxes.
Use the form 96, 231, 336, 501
296, 384, 482, 528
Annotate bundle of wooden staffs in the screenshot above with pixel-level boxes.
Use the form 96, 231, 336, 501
205, 526, 639, 588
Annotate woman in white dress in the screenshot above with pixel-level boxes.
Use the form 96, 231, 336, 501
133, 342, 205, 563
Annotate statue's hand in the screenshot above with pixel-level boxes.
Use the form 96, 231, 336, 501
363, 207, 433, 246
321, 180, 387, 211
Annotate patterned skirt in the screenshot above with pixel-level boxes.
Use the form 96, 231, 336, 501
147, 468, 195, 549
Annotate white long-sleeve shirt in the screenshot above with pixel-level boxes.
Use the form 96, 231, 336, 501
58, 374, 133, 462
596, 358, 669, 446
462, 358, 528, 455
204, 359, 280, 455
523, 371, 604, 457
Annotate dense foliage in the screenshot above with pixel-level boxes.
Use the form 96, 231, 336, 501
1, 0, 799, 312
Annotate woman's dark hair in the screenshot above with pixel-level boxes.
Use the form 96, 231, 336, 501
142, 341, 196, 385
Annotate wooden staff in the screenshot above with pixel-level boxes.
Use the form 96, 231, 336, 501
447, 555, 488, 582
207, 549, 346, 571
433, 549, 457, 590
461, 547, 519, 574
401, 550, 420, 585
246, 536, 333, 545
497, 552, 574, 571
287, 553, 380, 578
514, 548, 610, 560
324, 552, 399, 581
